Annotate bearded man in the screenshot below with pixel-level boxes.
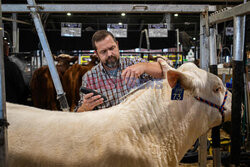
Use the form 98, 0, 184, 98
75, 30, 164, 112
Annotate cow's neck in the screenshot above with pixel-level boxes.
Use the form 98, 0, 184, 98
123, 84, 209, 166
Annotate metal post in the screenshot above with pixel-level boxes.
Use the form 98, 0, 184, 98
200, 14, 210, 71
16, 28, 19, 53
139, 30, 143, 50
230, 15, 245, 166
144, 29, 150, 51
12, 13, 18, 53
164, 13, 172, 30
198, 14, 208, 167
27, 0, 69, 111
209, 27, 221, 167
139, 29, 150, 51
0, 0, 9, 166
176, 28, 180, 65
139, 29, 150, 59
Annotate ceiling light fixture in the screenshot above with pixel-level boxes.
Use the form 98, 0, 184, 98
193, 37, 196, 40
118, 22, 122, 25
4, 37, 7, 40
67, 13, 72, 16
121, 13, 126, 16
174, 13, 178, 17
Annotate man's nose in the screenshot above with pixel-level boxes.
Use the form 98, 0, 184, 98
107, 50, 113, 57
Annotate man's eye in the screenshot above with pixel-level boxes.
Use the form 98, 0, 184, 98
110, 46, 115, 50
100, 50, 106, 54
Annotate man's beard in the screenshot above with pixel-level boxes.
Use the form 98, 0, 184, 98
104, 56, 119, 68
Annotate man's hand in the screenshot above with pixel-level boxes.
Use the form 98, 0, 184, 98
121, 63, 146, 87
77, 93, 104, 112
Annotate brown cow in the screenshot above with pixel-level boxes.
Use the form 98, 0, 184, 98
63, 55, 99, 111
30, 54, 78, 110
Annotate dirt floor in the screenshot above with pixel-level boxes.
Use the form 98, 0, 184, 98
179, 160, 213, 167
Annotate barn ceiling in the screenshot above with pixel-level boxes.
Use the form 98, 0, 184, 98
2, 0, 247, 51
2, 0, 241, 30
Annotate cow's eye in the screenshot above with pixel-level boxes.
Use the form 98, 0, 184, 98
213, 86, 221, 93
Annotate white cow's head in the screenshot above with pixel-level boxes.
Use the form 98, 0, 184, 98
158, 59, 232, 128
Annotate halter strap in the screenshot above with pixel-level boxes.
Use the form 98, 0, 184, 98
194, 90, 228, 124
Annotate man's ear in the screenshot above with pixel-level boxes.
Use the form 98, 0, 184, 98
94, 50, 100, 59
167, 70, 195, 90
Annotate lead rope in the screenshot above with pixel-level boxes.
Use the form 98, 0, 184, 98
194, 90, 228, 124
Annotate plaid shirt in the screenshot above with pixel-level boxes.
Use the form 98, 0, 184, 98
74, 57, 151, 111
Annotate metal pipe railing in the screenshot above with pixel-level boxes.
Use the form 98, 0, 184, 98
0, 0, 9, 165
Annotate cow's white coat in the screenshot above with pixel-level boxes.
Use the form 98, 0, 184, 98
7, 61, 231, 167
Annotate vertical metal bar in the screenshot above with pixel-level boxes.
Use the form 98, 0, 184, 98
27, 0, 69, 111
12, 13, 17, 53
176, 28, 180, 65
231, 15, 245, 166
0, 0, 8, 166
144, 29, 150, 50
139, 30, 143, 50
16, 28, 19, 53
209, 27, 221, 167
198, 136, 207, 167
200, 15, 209, 71
233, 16, 245, 62
139, 29, 150, 51
164, 13, 172, 30
198, 14, 208, 167
209, 28, 217, 66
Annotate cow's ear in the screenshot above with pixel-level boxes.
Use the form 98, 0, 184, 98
167, 70, 194, 90
157, 57, 174, 79
70, 56, 78, 63
54, 55, 58, 61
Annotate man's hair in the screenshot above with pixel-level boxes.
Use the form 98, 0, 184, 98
92, 30, 116, 50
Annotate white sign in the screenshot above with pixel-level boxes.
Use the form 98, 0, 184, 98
107, 24, 127, 38
148, 24, 168, 38
61, 22, 82, 37
226, 27, 233, 36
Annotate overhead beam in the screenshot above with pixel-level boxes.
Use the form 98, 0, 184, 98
2, 17, 31, 25
209, 1, 250, 24
23, 0, 243, 2
2, 4, 216, 13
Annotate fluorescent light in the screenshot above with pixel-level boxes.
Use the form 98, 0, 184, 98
121, 13, 126, 16
67, 13, 71, 16
174, 13, 178, 17
118, 22, 122, 25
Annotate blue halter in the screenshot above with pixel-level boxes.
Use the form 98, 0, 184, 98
194, 90, 228, 124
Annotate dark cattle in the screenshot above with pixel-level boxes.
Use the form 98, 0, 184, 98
3, 40, 28, 104
63, 55, 99, 111
30, 54, 78, 110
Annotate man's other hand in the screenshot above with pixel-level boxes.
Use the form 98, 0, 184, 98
77, 93, 104, 112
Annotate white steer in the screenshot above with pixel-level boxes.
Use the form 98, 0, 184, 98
7, 60, 231, 167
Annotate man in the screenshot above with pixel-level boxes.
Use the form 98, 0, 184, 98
75, 30, 164, 112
